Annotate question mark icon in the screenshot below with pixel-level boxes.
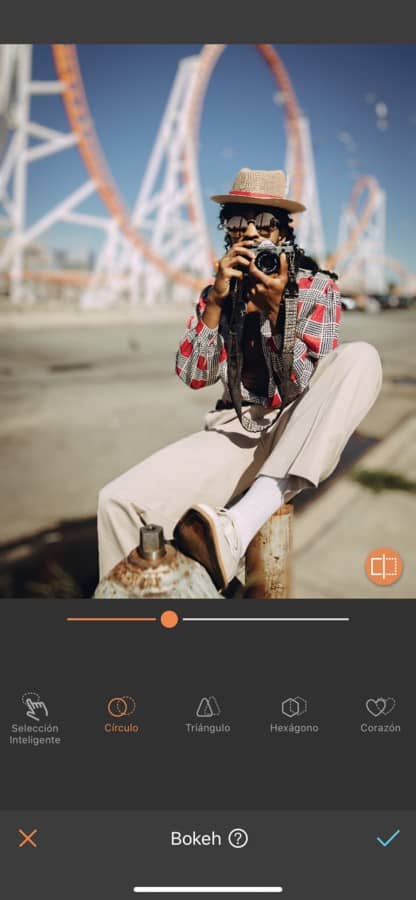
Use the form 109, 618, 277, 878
228, 828, 248, 848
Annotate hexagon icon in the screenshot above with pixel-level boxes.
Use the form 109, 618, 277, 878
281, 696, 308, 718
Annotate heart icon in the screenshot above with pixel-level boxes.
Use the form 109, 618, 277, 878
382, 697, 396, 715
366, 697, 396, 717
366, 698, 386, 717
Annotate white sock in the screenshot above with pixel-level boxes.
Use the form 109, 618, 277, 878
228, 475, 306, 556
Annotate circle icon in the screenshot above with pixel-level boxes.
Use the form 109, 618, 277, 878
107, 696, 136, 718
121, 696, 136, 716
161, 610, 179, 629
108, 697, 127, 718
228, 828, 248, 849
365, 547, 403, 586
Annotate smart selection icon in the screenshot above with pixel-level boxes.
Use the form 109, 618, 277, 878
21, 691, 48, 722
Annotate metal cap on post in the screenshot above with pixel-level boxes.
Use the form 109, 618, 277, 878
138, 524, 167, 561
244, 504, 293, 599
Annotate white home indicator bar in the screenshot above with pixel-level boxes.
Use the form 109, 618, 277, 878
133, 889, 283, 894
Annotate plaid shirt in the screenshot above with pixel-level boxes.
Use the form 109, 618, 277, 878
175, 271, 342, 409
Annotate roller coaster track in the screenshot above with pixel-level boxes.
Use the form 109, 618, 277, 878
51, 44, 203, 292
325, 175, 382, 271
49, 43, 305, 291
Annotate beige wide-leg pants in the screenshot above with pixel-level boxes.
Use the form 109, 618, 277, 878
97, 341, 382, 578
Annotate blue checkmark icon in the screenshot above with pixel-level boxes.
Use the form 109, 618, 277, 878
377, 829, 400, 847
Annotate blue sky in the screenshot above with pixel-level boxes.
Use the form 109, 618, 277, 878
24, 44, 416, 275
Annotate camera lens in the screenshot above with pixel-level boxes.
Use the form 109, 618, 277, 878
255, 249, 280, 275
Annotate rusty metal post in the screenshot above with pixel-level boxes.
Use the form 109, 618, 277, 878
94, 524, 221, 599
244, 503, 293, 598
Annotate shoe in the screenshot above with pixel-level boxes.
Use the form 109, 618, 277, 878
174, 504, 243, 591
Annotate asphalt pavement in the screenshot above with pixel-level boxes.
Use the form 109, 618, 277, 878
0, 306, 415, 599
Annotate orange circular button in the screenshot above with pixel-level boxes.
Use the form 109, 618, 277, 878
108, 697, 128, 717
160, 610, 179, 629
365, 547, 403, 586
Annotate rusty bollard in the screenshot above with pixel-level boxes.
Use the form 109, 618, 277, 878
244, 503, 293, 598
94, 524, 221, 599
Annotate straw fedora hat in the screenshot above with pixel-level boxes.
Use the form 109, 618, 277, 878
211, 167, 306, 213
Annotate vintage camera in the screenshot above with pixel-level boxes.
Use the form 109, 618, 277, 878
249, 239, 295, 275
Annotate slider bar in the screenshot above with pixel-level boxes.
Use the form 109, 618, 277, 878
183, 617, 349, 622
66, 618, 157, 622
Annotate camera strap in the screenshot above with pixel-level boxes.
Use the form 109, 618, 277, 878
220, 277, 252, 427
220, 269, 301, 434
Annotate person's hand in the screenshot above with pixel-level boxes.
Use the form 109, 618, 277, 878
246, 252, 288, 326
207, 242, 256, 307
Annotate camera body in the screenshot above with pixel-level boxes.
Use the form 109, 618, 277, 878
248, 239, 295, 275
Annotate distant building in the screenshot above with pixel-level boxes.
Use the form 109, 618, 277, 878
52, 247, 95, 271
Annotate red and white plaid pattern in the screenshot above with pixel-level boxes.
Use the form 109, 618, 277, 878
175, 271, 342, 409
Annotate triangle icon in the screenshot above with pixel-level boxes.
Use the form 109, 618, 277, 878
209, 696, 221, 716
196, 697, 213, 717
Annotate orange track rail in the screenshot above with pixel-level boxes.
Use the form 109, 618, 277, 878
184, 44, 304, 234
51, 44, 204, 292
47, 44, 305, 291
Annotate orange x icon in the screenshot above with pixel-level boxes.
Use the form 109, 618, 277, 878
18, 828, 38, 848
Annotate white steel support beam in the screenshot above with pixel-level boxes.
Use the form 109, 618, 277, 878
9, 44, 32, 302
0, 131, 20, 197
15, 181, 97, 249
0, 44, 19, 115
0, 44, 111, 303
286, 115, 325, 264
61, 211, 110, 229
336, 186, 386, 294
25, 121, 73, 141
83, 54, 213, 308
0, 180, 97, 267
24, 132, 78, 163
28, 81, 66, 95
80, 219, 124, 309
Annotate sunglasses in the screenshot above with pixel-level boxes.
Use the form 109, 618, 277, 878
223, 212, 280, 235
